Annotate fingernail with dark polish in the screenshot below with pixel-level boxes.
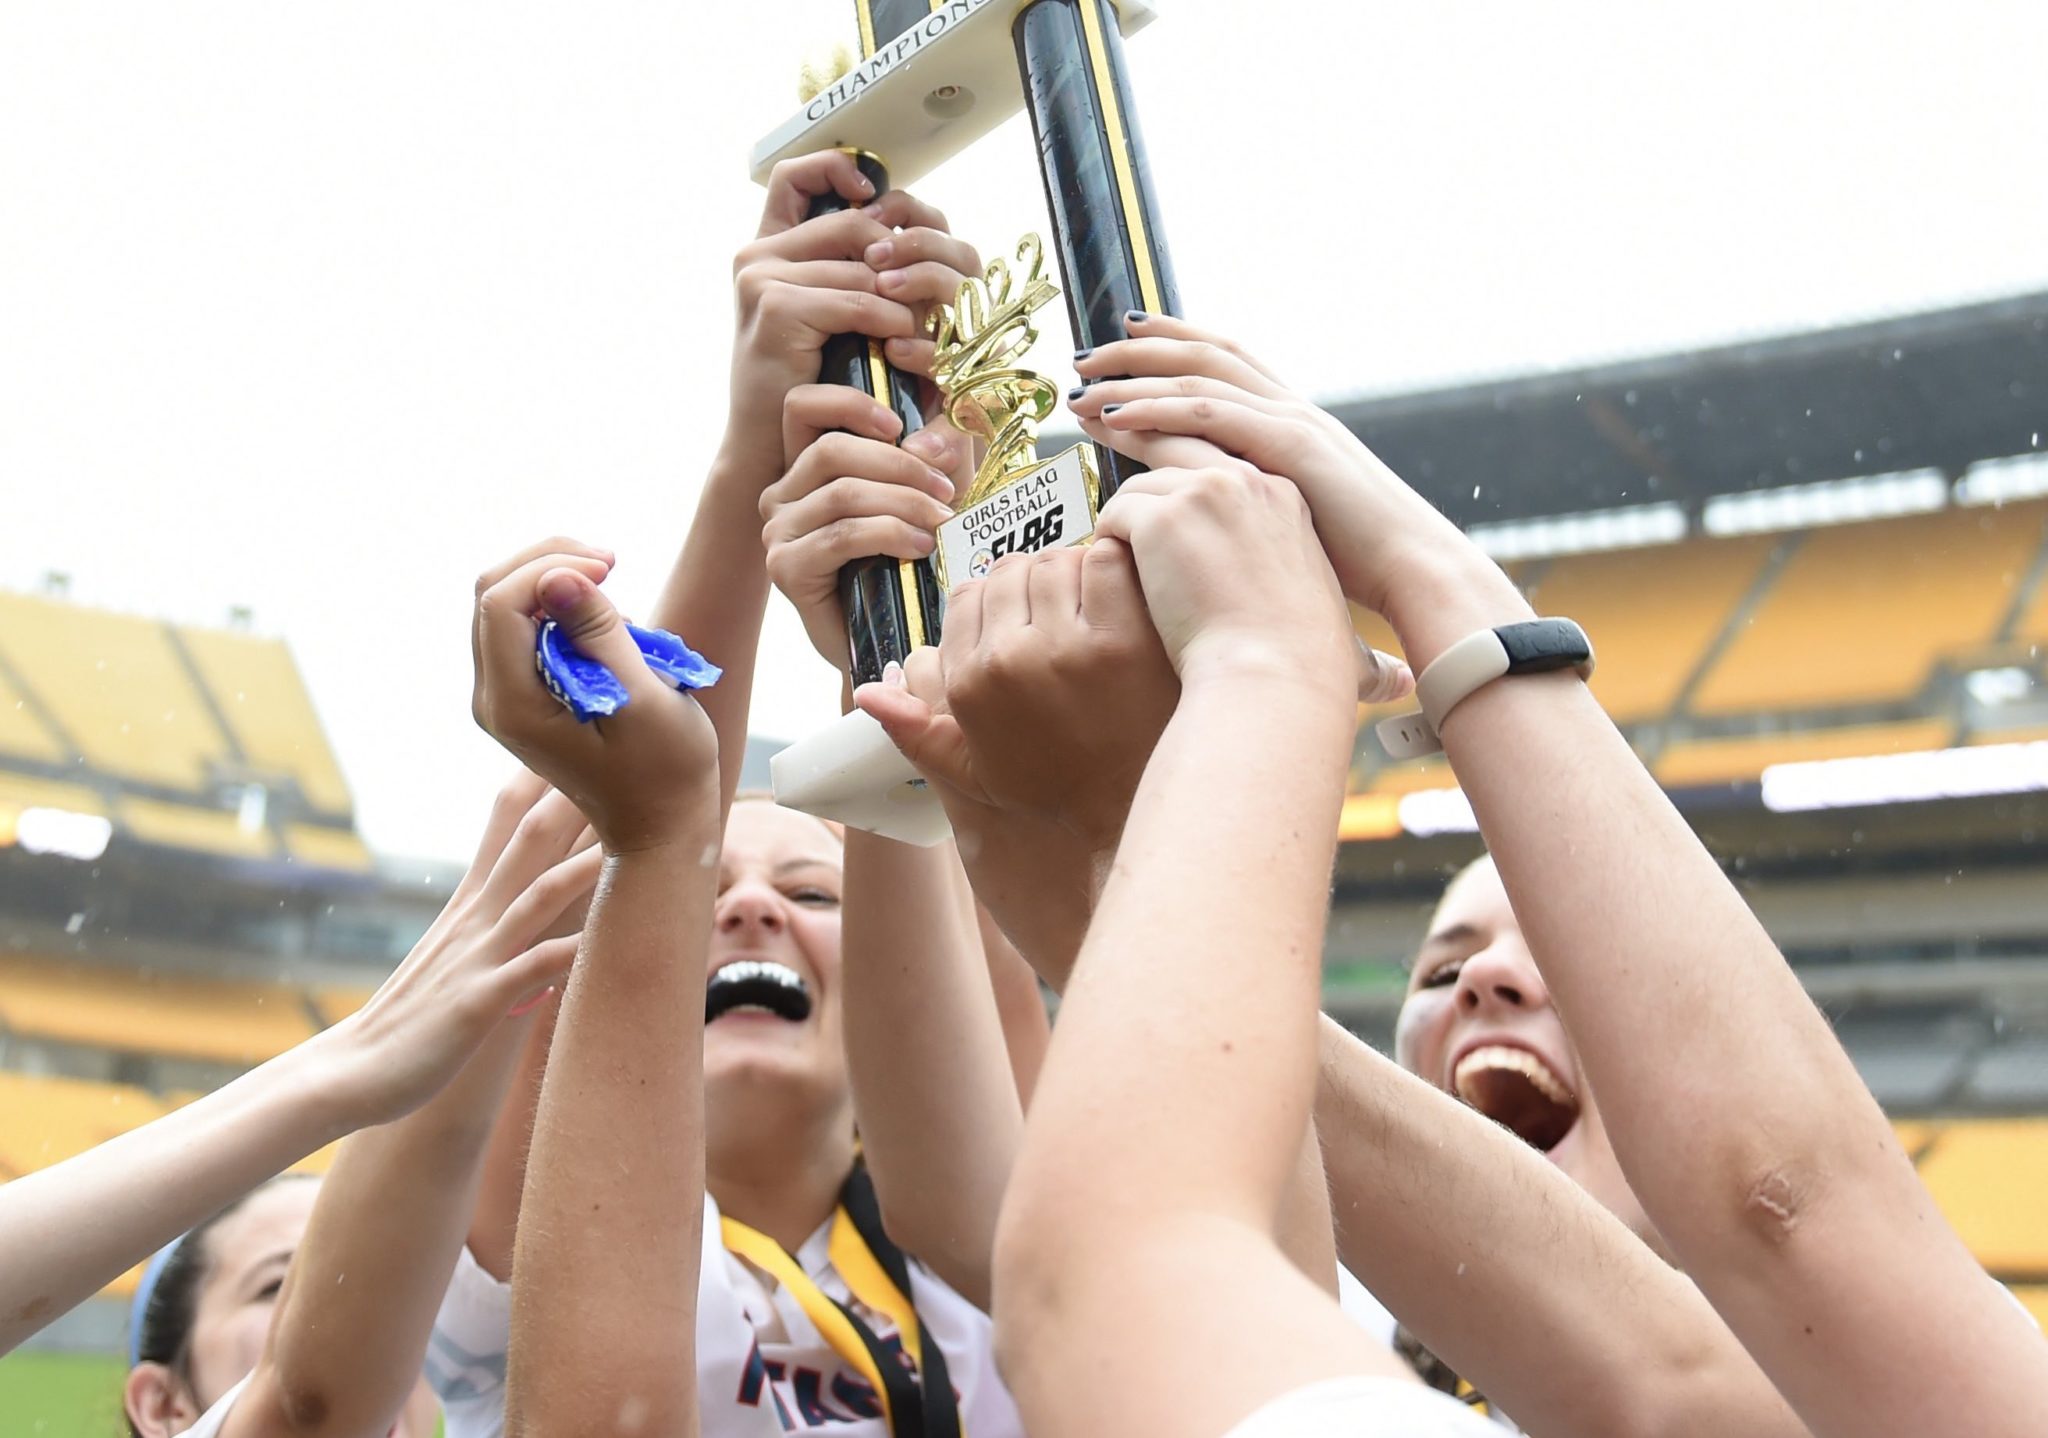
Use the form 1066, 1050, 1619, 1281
1123, 310, 1148, 327
1066, 384, 1088, 402
1101, 403, 1125, 416
1073, 347, 1093, 362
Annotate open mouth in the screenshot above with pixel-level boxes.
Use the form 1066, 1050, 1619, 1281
705, 959, 813, 1025
1452, 1044, 1581, 1152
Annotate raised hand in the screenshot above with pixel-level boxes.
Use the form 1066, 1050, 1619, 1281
729, 154, 983, 471
761, 384, 965, 673
1069, 313, 1474, 625
470, 538, 717, 852
1092, 464, 1357, 694
320, 778, 598, 1131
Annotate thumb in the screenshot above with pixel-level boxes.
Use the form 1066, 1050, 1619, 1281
854, 682, 980, 799
539, 569, 654, 700
1356, 642, 1415, 705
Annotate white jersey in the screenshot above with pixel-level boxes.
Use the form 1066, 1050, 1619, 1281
427, 1191, 1023, 1438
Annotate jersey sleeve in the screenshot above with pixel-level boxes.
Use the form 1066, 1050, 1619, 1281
424, 1244, 511, 1438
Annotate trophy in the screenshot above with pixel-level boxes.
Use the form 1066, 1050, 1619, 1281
764, 0, 1178, 843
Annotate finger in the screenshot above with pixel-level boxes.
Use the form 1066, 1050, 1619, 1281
742, 257, 888, 298
475, 553, 615, 722
505, 984, 560, 1021
900, 644, 947, 710
493, 843, 604, 947
881, 336, 940, 378
940, 578, 985, 667
768, 432, 956, 511
867, 224, 981, 283
759, 283, 921, 343
782, 384, 904, 465
877, 260, 977, 310
1091, 487, 1174, 551
900, 415, 972, 475
981, 553, 1034, 634
536, 567, 661, 706
1075, 335, 1288, 402
1357, 643, 1415, 705
757, 152, 877, 237
491, 935, 584, 1016
1076, 414, 1243, 474
474, 538, 614, 599
772, 516, 940, 578
1110, 313, 1288, 388
854, 683, 980, 797
468, 791, 586, 917
1026, 546, 1086, 633
448, 769, 551, 909
1078, 537, 1147, 630
1067, 374, 1288, 422
768, 478, 954, 554
863, 189, 951, 236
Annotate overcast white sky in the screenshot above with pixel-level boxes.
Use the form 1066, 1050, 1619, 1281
4, 1, 2046, 862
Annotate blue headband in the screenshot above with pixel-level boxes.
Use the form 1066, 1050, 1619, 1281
127, 1235, 186, 1369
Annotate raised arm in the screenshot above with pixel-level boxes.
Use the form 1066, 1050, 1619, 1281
1316, 1016, 1806, 1438
225, 780, 598, 1438
0, 759, 586, 1360
1074, 313, 2048, 1438
648, 154, 972, 815
981, 475, 1417, 1438
470, 543, 724, 1438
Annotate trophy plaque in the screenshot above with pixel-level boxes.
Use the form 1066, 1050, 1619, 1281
765, 0, 1179, 843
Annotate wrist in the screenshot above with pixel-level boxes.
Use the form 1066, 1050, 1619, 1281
598, 781, 721, 858
1177, 634, 1357, 704
1380, 542, 1534, 673
287, 1025, 393, 1140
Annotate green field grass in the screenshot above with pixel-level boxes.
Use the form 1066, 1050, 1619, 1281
0, 1349, 126, 1434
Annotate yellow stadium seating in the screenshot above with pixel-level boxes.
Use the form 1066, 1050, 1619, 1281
1691, 502, 2048, 716
177, 628, 355, 818
0, 772, 106, 819
118, 796, 278, 860
0, 954, 314, 1067
0, 591, 232, 792
1525, 535, 1776, 724
0, 1071, 166, 1183
1913, 1120, 2048, 1276
0, 668, 65, 766
1654, 718, 1955, 788
283, 823, 373, 875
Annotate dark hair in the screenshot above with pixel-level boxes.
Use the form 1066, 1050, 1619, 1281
125, 1175, 312, 1436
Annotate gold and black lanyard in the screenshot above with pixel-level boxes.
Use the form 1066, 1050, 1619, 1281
720, 1164, 962, 1438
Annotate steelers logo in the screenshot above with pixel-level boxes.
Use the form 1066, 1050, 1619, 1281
969, 548, 995, 579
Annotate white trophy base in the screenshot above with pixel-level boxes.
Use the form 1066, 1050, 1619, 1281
751, 0, 1156, 190
769, 708, 953, 847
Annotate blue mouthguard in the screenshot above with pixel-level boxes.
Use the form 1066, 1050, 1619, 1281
535, 620, 722, 722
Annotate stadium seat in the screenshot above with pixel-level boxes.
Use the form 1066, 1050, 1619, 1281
0, 667, 65, 766
118, 796, 278, 860
1525, 535, 1775, 724
283, 822, 374, 875
1690, 502, 2048, 716
176, 627, 356, 819
0, 954, 315, 1067
1912, 1119, 2048, 1276
0, 772, 107, 821
1654, 717, 1955, 788
0, 1071, 166, 1183
0, 591, 232, 793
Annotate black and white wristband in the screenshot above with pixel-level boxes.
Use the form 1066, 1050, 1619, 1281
1375, 618, 1595, 761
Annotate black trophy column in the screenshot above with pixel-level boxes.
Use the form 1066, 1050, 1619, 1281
1014, 0, 1180, 500
809, 158, 946, 686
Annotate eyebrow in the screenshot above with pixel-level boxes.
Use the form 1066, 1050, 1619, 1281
1418, 922, 1484, 954
772, 858, 839, 878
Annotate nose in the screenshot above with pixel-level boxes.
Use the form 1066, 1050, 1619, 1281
1454, 940, 1547, 1014
717, 880, 786, 936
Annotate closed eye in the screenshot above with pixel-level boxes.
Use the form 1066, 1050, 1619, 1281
787, 886, 840, 908
1418, 958, 1464, 989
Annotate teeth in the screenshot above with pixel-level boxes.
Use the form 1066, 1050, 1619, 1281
1453, 1045, 1575, 1108
707, 960, 807, 993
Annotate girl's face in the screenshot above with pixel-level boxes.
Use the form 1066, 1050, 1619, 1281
127, 1178, 440, 1437
702, 800, 849, 1109
1393, 857, 1659, 1248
